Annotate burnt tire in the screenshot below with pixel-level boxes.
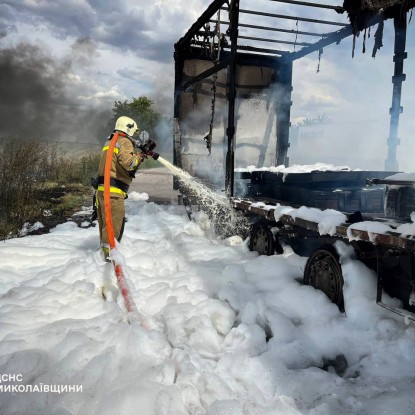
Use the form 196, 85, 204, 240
304, 244, 345, 312
249, 222, 283, 256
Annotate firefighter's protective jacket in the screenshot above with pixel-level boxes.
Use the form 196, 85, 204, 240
97, 133, 141, 197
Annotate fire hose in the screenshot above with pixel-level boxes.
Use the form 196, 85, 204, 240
103, 132, 137, 313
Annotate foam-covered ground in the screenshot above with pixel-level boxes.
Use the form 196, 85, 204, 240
0, 197, 414, 414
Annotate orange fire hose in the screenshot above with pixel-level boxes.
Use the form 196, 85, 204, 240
103, 132, 136, 313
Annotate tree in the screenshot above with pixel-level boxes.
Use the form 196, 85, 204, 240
99, 96, 162, 141
98, 96, 173, 161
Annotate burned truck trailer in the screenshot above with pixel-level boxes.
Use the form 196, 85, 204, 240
173, 0, 415, 321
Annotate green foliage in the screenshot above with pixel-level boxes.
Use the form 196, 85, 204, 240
0, 139, 51, 223
0, 139, 97, 239
138, 157, 162, 170
51, 189, 88, 219
57, 152, 100, 185
98, 96, 174, 161
102, 96, 162, 140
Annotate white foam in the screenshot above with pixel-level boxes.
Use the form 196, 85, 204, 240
0, 198, 413, 414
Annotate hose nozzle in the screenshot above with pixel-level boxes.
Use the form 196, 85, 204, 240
138, 139, 159, 160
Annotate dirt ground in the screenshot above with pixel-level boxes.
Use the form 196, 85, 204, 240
130, 167, 180, 205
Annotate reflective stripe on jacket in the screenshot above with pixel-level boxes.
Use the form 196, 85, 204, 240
97, 134, 140, 191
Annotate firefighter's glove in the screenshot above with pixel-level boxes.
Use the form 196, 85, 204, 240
137, 151, 146, 162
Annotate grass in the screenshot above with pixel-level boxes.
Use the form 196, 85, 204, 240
138, 157, 163, 170
0, 182, 93, 240
0, 139, 98, 240
0, 138, 165, 240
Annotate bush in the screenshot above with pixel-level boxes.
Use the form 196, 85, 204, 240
0, 136, 164, 239
57, 152, 101, 185
0, 139, 48, 222
0, 139, 99, 230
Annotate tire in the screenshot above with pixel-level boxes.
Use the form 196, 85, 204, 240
304, 244, 345, 312
249, 221, 283, 256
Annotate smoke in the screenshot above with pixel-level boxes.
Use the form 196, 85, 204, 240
288, 42, 411, 171
176, 17, 414, 175
176, 67, 281, 190
69, 37, 100, 67
154, 117, 173, 161
0, 43, 65, 138
148, 67, 174, 118
0, 42, 110, 142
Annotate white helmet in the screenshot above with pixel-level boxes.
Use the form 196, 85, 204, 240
114, 116, 139, 137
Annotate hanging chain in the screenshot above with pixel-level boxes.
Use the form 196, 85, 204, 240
294, 19, 299, 51
363, 28, 367, 54
204, 10, 221, 154
317, 48, 323, 73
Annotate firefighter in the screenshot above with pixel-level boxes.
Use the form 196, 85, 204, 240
96, 116, 143, 260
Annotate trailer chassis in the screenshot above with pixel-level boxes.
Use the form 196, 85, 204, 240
233, 198, 415, 323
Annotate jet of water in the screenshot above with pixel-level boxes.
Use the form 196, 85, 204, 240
157, 156, 249, 238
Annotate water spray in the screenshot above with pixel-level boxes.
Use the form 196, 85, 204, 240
131, 135, 249, 238
157, 156, 249, 239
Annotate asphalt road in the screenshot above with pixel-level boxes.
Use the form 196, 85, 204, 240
130, 167, 180, 204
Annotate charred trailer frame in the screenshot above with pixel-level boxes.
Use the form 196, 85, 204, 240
173, 0, 415, 322
233, 195, 415, 322
174, 0, 414, 196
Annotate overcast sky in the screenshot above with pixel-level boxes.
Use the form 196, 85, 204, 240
0, 0, 414, 169
0, 0, 207, 140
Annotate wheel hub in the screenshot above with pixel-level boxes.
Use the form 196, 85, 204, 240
309, 252, 342, 303
253, 228, 270, 254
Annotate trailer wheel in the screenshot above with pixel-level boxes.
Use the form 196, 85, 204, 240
304, 244, 345, 312
249, 222, 282, 256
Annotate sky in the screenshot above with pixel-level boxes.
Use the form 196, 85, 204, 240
0, 195, 414, 415
0, 0, 207, 141
0, 0, 414, 170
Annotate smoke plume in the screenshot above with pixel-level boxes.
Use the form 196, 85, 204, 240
0, 42, 110, 142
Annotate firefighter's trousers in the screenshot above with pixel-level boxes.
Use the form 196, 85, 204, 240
96, 191, 126, 246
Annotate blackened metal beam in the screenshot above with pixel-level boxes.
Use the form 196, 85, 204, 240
222, 7, 348, 26
188, 42, 288, 58
176, 0, 226, 50
181, 59, 229, 90
173, 49, 185, 174
287, 7, 411, 62
236, 44, 288, 55
240, 22, 327, 37
190, 41, 288, 55
285, 25, 353, 61
265, 0, 344, 13
234, 50, 280, 67
385, 13, 407, 171
239, 35, 311, 46
210, 20, 327, 37
187, 46, 280, 68
225, 0, 240, 198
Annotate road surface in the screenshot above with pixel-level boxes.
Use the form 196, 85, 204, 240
130, 167, 180, 204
